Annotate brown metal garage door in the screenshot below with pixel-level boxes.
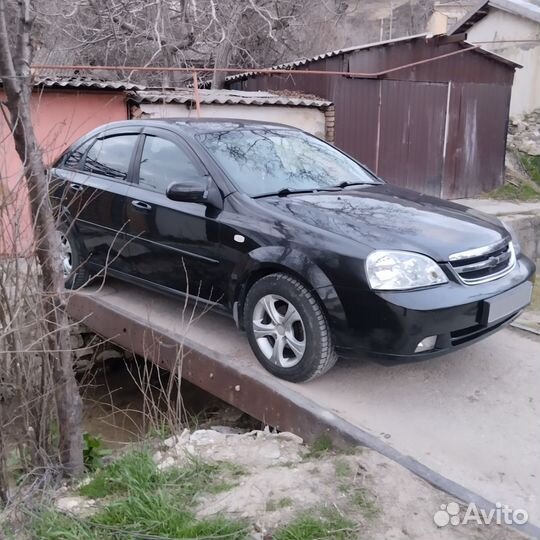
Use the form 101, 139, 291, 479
442, 83, 510, 199
377, 80, 449, 197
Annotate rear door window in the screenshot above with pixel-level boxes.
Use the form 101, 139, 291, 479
82, 135, 138, 181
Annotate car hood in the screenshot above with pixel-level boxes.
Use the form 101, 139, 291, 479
256, 184, 508, 261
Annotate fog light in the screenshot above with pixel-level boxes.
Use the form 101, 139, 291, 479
415, 336, 437, 353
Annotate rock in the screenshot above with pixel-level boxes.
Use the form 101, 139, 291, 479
508, 110, 540, 156
163, 428, 190, 448
56, 496, 96, 515
276, 432, 303, 445
259, 442, 281, 460
157, 456, 176, 470
521, 140, 540, 156
211, 425, 245, 435
152, 450, 163, 464
76, 476, 92, 489
190, 429, 227, 445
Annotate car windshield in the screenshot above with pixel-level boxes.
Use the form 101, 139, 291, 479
195, 127, 380, 197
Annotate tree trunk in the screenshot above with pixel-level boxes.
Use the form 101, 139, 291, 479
211, 4, 242, 90
0, 0, 83, 477
212, 39, 233, 89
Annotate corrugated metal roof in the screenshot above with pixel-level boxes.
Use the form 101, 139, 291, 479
34, 76, 145, 91
223, 33, 518, 84
450, 0, 540, 34
226, 34, 429, 83
131, 89, 332, 108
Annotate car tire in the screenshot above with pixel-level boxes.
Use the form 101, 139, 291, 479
57, 223, 89, 289
244, 273, 338, 382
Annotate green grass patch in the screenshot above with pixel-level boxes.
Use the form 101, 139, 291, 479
520, 153, 540, 187
304, 434, 333, 459
350, 487, 379, 519
487, 151, 540, 201
334, 458, 352, 478
80, 448, 245, 500
274, 507, 356, 540
93, 492, 246, 539
33, 502, 247, 540
83, 433, 112, 472
79, 449, 159, 499
34, 448, 248, 540
33, 510, 101, 540
266, 497, 294, 512
488, 182, 540, 201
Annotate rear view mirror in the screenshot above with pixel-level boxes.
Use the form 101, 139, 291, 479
166, 181, 208, 203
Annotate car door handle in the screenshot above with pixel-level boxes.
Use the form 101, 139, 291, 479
131, 200, 152, 211
70, 184, 83, 192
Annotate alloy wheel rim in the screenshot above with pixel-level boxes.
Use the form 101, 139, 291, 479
59, 233, 73, 278
252, 294, 306, 368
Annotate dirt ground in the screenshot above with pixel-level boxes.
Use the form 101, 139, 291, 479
54, 428, 528, 540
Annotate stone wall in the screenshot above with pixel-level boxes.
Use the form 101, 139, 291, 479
508, 110, 540, 157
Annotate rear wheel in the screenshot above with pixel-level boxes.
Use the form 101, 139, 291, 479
244, 273, 337, 382
57, 224, 89, 289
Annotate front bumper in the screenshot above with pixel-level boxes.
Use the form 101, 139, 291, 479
332, 254, 536, 359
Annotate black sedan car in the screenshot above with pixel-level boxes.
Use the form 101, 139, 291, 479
51, 119, 535, 382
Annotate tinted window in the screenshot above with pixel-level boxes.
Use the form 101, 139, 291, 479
138, 136, 200, 193
196, 128, 378, 197
63, 139, 93, 170
83, 135, 138, 181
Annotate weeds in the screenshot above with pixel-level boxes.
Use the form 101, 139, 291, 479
350, 487, 379, 519
34, 448, 248, 539
304, 434, 333, 459
83, 433, 112, 472
93, 493, 246, 539
34, 504, 247, 540
266, 497, 293, 512
273, 507, 356, 540
334, 458, 352, 478
79, 449, 159, 499
488, 182, 540, 201
79, 448, 245, 501
520, 153, 540, 187
489, 151, 540, 201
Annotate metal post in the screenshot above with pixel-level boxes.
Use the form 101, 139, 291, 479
192, 71, 202, 118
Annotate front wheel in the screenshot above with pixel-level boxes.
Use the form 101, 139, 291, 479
244, 273, 337, 382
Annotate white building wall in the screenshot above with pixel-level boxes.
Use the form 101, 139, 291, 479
139, 102, 327, 139
466, 10, 540, 117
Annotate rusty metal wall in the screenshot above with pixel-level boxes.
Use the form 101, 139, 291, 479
347, 40, 515, 85
377, 80, 449, 196
442, 83, 512, 199
231, 39, 515, 198
333, 78, 381, 172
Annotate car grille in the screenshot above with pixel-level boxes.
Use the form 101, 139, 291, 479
449, 239, 515, 285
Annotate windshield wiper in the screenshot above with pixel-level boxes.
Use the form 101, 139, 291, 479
334, 181, 374, 189
254, 186, 341, 199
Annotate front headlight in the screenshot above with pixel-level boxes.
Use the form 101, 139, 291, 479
366, 250, 448, 291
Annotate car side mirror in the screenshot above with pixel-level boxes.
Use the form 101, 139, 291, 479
166, 180, 208, 203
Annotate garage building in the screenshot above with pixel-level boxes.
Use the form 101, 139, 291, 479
226, 34, 519, 199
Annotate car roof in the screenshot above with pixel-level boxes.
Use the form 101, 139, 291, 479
99, 118, 301, 135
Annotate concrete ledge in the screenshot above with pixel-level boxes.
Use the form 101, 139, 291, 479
504, 213, 540, 262
458, 199, 540, 261
67, 281, 540, 535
